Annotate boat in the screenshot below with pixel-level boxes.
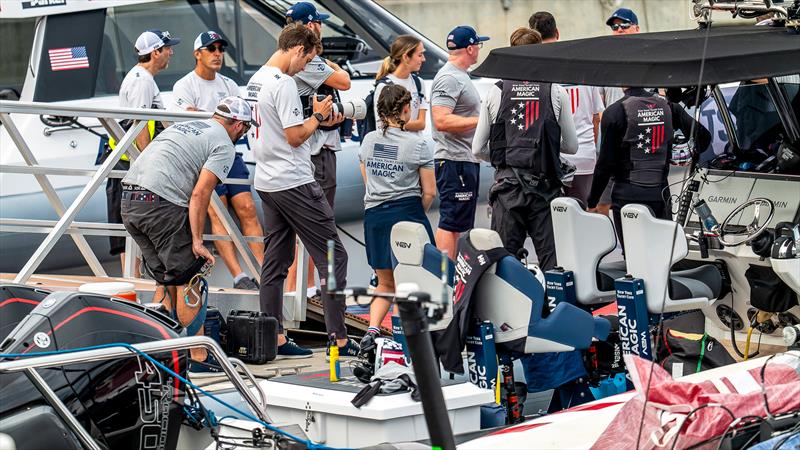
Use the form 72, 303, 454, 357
1, 0, 799, 449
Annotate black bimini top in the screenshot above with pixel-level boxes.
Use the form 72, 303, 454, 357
472, 25, 800, 87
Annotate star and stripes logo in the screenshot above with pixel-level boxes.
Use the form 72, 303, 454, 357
373, 143, 398, 160
48, 46, 89, 71
509, 99, 540, 131
636, 124, 667, 154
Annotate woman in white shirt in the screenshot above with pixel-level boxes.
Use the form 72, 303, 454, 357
373, 35, 429, 132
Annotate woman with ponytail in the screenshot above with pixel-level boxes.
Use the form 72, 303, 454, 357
373, 35, 429, 132
359, 84, 437, 346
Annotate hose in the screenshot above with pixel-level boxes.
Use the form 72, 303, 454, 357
744, 327, 755, 361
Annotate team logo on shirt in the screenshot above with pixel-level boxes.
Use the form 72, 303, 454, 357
636, 104, 667, 154
509, 83, 541, 131
366, 143, 404, 179
315, 63, 326, 72
292, 107, 301, 117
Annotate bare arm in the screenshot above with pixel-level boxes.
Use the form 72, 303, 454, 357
188, 169, 220, 264
283, 95, 334, 147
360, 163, 367, 184
431, 105, 478, 133
419, 167, 436, 211
134, 126, 151, 151
404, 108, 427, 132
592, 113, 601, 145
324, 60, 351, 90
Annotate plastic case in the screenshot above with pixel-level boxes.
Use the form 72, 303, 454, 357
226, 310, 278, 364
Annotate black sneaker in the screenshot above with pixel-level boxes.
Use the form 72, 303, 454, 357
276, 338, 313, 359
189, 353, 225, 378
233, 277, 259, 290
359, 331, 379, 356
326, 338, 361, 361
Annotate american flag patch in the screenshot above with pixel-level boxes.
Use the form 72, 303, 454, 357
48, 46, 90, 71
373, 143, 398, 160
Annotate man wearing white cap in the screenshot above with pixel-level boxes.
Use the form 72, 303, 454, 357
121, 96, 255, 373
172, 31, 264, 291
108, 29, 180, 270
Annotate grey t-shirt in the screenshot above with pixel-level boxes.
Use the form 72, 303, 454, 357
430, 62, 481, 162
294, 56, 341, 153
123, 119, 235, 207
359, 127, 434, 209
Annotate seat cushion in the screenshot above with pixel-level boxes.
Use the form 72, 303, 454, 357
421, 243, 455, 286
596, 260, 627, 292
669, 265, 723, 301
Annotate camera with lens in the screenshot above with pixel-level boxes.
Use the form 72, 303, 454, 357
313, 94, 367, 121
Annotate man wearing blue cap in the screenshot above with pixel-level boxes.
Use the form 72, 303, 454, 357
172, 31, 265, 292
284, 2, 352, 299
430, 25, 490, 258
606, 8, 640, 35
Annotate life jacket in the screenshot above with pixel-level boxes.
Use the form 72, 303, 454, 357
488, 80, 558, 176
620, 94, 673, 188
108, 120, 158, 162
434, 232, 510, 373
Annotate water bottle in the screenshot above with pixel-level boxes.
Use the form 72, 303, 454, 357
693, 200, 719, 234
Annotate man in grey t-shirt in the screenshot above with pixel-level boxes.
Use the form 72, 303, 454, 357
430, 25, 489, 258
121, 97, 254, 367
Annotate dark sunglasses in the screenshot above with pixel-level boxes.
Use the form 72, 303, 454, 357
203, 44, 226, 53
610, 23, 633, 31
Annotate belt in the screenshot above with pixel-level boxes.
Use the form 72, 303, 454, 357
121, 184, 161, 202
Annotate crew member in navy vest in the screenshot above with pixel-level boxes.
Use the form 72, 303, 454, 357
474, 27, 588, 413
587, 88, 711, 249
472, 27, 577, 271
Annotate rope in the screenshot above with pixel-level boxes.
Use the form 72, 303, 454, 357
0, 343, 354, 450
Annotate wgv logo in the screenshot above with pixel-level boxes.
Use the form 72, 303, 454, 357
552, 205, 568, 213
623, 211, 639, 219
394, 241, 411, 249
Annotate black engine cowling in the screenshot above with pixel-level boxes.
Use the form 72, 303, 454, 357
0, 292, 187, 450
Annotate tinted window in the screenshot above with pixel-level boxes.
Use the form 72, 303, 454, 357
0, 17, 37, 97
96, 0, 276, 95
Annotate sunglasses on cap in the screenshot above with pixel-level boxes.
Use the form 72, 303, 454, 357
610, 22, 633, 31
203, 44, 226, 53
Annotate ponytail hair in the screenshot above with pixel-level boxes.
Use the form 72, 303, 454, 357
375, 34, 422, 80
377, 84, 412, 135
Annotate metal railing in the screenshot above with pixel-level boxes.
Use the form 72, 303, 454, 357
0, 100, 308, 328
0, 336, 272, 450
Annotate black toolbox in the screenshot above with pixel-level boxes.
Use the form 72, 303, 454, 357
226, 310, 278, 364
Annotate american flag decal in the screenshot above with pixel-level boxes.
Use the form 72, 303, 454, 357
568, 87, 580, 114
48, 46, 90, 71
373, 143, 398, 160
637, 125, 666, 154
510, 100, 540, 130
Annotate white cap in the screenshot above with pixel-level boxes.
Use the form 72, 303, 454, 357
214, 96, 257, 126
134, 29, 181, 56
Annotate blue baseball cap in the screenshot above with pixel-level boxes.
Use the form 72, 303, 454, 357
285, 2, 330, 24
606, 8, 639, 26
446, 26, 490, 50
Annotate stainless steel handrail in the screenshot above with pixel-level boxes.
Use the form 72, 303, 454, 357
0, 336, 272, 423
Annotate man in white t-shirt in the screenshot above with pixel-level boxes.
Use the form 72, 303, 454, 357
561, 85, 603, 202
530, 15, 604, 204
108, 29, 179, 271
245, 24, 358, 360
172, 31, 264, 291
285, 2, 352, 297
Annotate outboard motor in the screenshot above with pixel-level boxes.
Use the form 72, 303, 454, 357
0, 292, 186, 450
0, 285, 51, 339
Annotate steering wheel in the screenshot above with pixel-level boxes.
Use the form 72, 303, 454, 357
717, 198, 775, 246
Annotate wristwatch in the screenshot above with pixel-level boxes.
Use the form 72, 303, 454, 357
313, 112, 325, 123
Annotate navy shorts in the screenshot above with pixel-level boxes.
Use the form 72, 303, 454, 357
435, 159, 480, 233
215, 153, 251, 198
364, 196, 434, 270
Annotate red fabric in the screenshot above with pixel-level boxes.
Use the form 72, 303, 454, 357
591, 355, 800, 450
